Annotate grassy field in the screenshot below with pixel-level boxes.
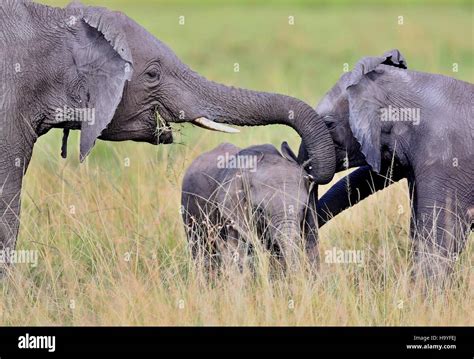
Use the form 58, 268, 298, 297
1, 0, 472, 325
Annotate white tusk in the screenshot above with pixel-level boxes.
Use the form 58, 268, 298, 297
193, 117, 240, 134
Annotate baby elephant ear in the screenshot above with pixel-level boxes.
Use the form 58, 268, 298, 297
342, 49, 407, 173
280, 141, 299, 163
71, 7, 133, 162
344, 49, 407, 88
381, 49, 408, 69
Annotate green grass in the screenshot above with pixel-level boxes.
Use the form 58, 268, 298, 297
0, 0, 472, 325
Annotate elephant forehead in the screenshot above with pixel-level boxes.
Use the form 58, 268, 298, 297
264, 155, 306, 175
257, 191, 309, 219
252, 173, 310, 206
116, 13, 174, 64
315, 80, 347, 116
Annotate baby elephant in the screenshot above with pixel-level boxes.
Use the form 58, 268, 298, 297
181, 142, 318, 273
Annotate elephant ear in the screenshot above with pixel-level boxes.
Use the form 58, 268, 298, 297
282, 141, 315, 182
280, 141, 298, 163
344, 49, 407, 88
70, 6, 133, 161
342, 49, 407, 172
381, 49, 408, 69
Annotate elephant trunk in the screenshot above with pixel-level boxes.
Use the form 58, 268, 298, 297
180, 72, 336, 184
273, 220, 302, 271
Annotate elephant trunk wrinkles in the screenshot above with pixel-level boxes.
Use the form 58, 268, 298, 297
187, 74, 336, 184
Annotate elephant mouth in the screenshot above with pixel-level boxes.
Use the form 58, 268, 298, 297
155, 112, 173, 144
154, 110, 239, 145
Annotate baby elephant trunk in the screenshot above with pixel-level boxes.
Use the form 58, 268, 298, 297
273, 221, 303, 272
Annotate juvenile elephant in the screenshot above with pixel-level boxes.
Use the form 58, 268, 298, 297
300, 50, 473, 281
0, 1, 336, 261
181, 142, 318, 272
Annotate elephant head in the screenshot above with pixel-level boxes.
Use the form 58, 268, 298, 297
61, 2, 337, 182
214, 143, 319, 271
299, 49, 409, 226
0, 1, 335, 254
299, 49, 409, 173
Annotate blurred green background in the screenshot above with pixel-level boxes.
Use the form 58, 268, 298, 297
36, 0, 473, 169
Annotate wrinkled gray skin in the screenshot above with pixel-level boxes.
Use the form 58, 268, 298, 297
302, 49, 473, 282
181, 142, 318, 273
0, 0, 335, 262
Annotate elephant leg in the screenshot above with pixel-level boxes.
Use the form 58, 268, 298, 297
217, 226, 248, 273
0, 169, 25, 274
409, 178, 471, 286
304, 231, 319, 272
184, 215, 220, 277
0, 193, 21, 251
0, 142, 34, 276
317, 165, 404, 227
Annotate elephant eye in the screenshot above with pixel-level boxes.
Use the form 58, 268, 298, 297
145, 69, 160, 80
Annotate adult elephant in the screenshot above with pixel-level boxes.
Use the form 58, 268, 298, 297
0, 1, 335, 262
300, 49, 473, 282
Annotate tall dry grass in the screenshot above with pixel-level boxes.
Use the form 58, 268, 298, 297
1, 134, 472, 325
